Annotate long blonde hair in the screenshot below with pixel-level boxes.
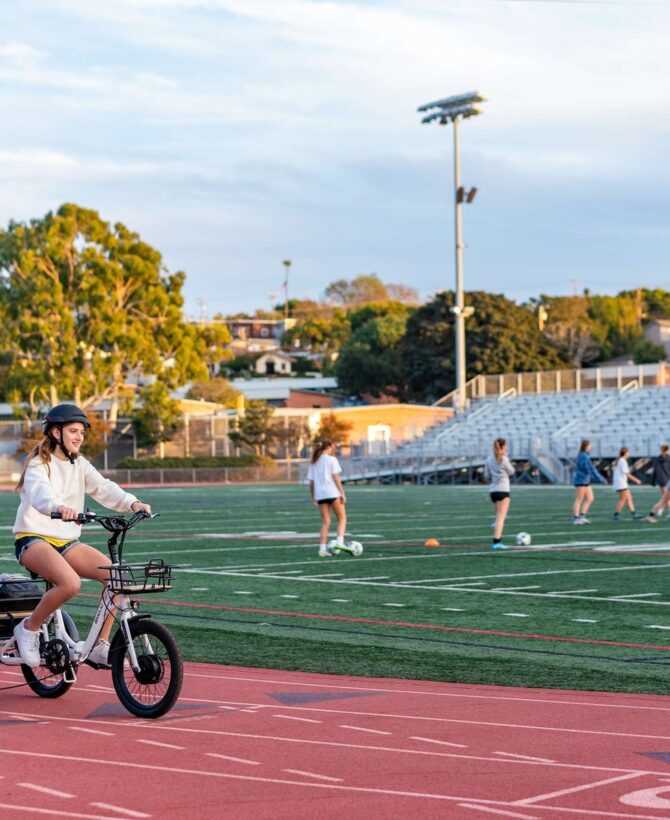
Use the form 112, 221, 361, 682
16, 435, 56, 490
493, 438, 506, 463
311, 439, 333, 464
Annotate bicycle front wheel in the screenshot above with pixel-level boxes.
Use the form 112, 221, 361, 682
110, 618, 183, 718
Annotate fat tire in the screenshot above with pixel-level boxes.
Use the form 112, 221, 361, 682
21, 610, 79, 699
110, 618, 183, 719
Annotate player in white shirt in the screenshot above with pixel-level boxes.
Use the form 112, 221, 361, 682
12, 404, 151, 667
307, 439, 348, 557
612, 447, 642, 520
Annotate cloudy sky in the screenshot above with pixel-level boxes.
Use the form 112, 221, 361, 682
2, 0, 669, 317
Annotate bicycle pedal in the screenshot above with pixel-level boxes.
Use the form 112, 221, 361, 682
63, 665, 77, 683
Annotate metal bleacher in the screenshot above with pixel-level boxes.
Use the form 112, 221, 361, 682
342, 363, 670, 485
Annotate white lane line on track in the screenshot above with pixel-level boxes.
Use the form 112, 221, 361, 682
410, 736, 467, 749
331, 598, 350, 602
647, 624, 670, 630
232, 591, 254, 595
206, 752, 260, 765
273, 714, 322, 724
492, 586, 541, 592
3, 746, 664, 808
572, 618, 598, 623
502, 613, 529, 618
339, 724, 392, 736
90, 803, 151, 818
458, 804, 538, 820
69, 727, 115, 737
383, 603, 405, 607
280, 595, 300, 599
512, 771, 644, 806
283, 768, 342, 782
18, 783, 75, 798
494, 752, 556, 763
135, 739, 185, 750
442, 607, 464, 612
0, 806, 118, 819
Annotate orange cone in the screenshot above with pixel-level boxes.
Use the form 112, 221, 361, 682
424, 538, 440, 547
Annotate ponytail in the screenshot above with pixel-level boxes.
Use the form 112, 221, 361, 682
312, 439, 333, 464
579, 439, 590, 453
493, 438, 506, 463
16, 436, 55, 490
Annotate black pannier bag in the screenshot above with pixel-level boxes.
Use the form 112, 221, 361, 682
0, 574, 44, 639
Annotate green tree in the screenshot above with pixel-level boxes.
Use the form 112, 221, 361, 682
401, 291, 567, 402
539, 295, 600, 367
588, 293, 644, 361
335, 302, 412, 398
229, 400, 276, 455
0, 204, 230, 418
131, 382, 183, 449
186, 376, 240, 407
282, 310, 351, 357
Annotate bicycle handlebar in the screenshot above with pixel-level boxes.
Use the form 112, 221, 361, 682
50, 509, 157, 530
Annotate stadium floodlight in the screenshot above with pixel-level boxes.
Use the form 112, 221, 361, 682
418, 90, 487, 412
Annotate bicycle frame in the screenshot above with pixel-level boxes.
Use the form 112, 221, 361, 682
0, 511, 160, 679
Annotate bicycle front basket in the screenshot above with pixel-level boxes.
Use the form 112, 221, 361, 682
107, 560, 173, 594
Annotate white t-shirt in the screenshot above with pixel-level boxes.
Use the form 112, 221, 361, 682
613, 457, 630, 491
307, 454, 342, 501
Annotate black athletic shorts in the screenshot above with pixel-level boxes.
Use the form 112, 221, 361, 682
317, 497, 340, 505
490, 491, 510, 503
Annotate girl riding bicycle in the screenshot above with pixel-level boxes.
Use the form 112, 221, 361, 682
12, 404, 151, 668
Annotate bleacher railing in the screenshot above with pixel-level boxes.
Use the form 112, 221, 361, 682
433, 363, 670, 408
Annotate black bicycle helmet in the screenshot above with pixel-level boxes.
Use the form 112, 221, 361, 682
42, 404, 91, 464
42, 404, 91, 430
42, 404, 91, 431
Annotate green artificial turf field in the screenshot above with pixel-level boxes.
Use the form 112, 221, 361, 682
2, 483, 670, 694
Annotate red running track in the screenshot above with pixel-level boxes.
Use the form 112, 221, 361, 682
2, 663, 670, 819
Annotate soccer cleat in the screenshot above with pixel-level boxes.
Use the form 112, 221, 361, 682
14, 618, 41, 667
330, 540, 363, 557
631, 512, 644, 520
579, 516, 591, 525
612, 513, 620, 520
646, 515, 658, 524
318, 546, 333, 557
572, 517, 584, 525
491, 542, 509, 551
87, 639, 111, 667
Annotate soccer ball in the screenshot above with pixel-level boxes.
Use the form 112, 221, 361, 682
349, 541, 363, 557
515, 532, 531, 547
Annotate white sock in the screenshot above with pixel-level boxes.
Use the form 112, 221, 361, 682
336, 536, 344, 546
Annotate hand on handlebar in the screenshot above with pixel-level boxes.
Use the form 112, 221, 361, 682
131, 501, 152, 515
57, 505, 80, 521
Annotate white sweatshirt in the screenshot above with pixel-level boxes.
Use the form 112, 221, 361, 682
13, 455, 138, 541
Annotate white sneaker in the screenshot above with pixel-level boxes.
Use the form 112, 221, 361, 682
87, 639, 111, 667
14, 618, 41, 667
318, 546, 332, 557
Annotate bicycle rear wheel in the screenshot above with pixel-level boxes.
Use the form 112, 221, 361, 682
110, 618, 183, 718
21, 610, 79, 698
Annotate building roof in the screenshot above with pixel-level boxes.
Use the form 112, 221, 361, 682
231, 377, 338, 401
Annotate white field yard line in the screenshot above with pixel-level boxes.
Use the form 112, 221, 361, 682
178, 562, 670, 603
174, 578, 670, 608
175, 549, 505, 572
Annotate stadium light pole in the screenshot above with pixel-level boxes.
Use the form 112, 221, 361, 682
418, 91, 486, 412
